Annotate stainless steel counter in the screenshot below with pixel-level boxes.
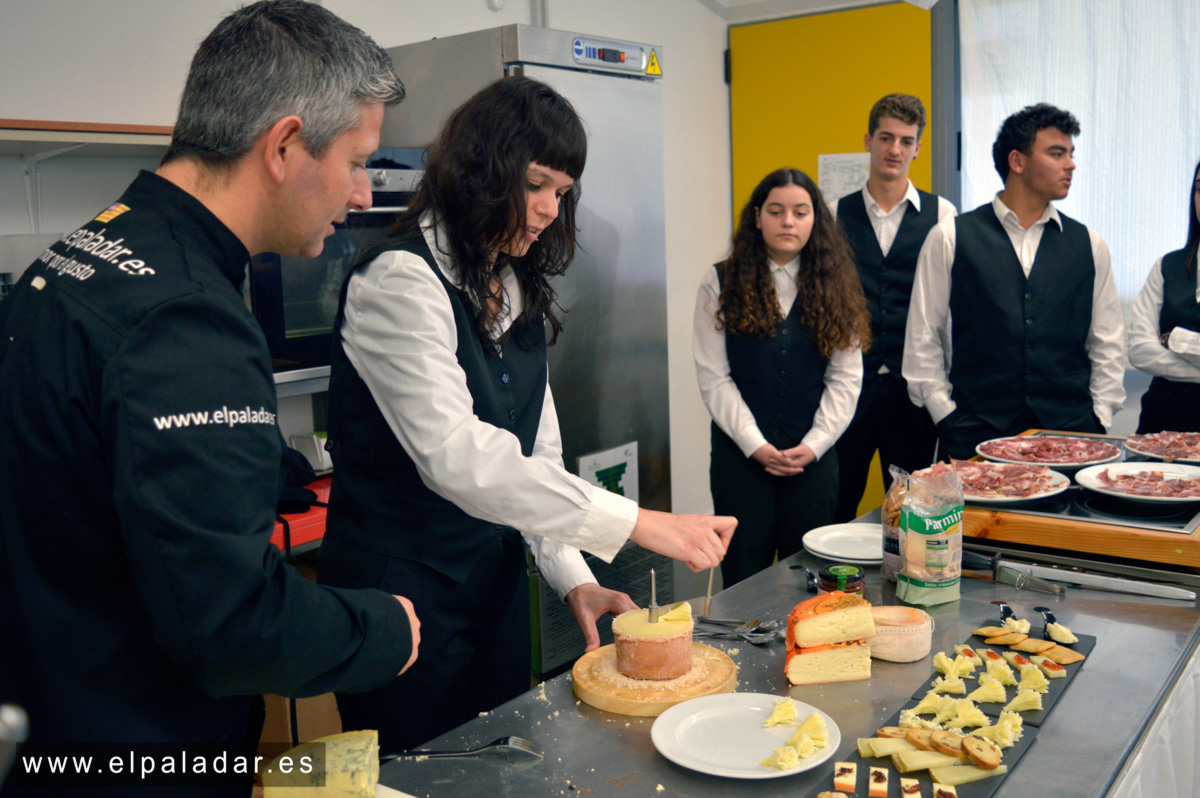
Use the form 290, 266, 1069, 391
380, 548, 1200, 797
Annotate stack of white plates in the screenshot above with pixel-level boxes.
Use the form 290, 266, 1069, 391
802, 522, 882, 565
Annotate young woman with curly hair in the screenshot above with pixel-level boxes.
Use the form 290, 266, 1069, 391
319, 76, 735, 752
694, 168, 870, 586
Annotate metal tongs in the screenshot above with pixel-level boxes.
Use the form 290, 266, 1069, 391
961, 551, 1066, 596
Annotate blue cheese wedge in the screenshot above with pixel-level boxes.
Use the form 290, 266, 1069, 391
262, 730, 378, 797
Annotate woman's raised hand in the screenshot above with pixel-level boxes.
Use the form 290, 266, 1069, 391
629, 508, 737, 572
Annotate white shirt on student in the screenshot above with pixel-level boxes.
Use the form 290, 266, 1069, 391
829, 180, 958, 257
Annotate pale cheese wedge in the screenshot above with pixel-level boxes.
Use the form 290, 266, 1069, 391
928, 763, 1008, 786
867, 737, 919, 757
891, 749, 963, 773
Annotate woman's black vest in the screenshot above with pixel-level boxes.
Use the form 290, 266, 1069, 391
323, 231, 547, 582
716, 262, 827, 448
1157, 247, 1200, 338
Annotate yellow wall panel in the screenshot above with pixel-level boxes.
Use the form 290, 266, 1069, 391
729, 3, 934, 517
730, 3, 934, 215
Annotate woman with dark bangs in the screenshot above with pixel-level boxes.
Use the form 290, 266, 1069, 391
319, 76, 735, 751
694, 168, 869, 587
1128, 158, 1200, 433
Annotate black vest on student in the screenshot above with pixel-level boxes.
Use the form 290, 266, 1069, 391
948, 205, 1095, 431
716, 262, 827, 447
837, 188, 939, 375
1157, 247, 1200, 337
323, 232, 547, 583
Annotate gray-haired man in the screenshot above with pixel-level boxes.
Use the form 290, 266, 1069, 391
0, 2, 418, 793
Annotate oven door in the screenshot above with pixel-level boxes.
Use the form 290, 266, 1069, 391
249, 206, 403, 373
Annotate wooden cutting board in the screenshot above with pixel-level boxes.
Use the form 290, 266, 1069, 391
572, 642, 737, 717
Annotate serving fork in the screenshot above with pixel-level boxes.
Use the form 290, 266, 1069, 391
381, 736, 544, 762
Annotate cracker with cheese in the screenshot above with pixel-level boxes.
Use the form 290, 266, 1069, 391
1010, 637, 1056, 654
1041, 644, 1086, 665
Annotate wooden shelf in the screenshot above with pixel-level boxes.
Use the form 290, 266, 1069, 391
0, 119, 171, 158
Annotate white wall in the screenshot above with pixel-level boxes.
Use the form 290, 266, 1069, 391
0, 0, 733, 592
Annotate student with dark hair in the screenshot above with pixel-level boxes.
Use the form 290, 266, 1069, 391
694, 168, 868, 587
318, 76, 736, 752
903, 103, 1125, 460
1128, 159, 1200, 433
0, 2, 417, 794
831, 94, 957, 521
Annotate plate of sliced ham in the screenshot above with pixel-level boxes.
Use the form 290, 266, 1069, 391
976, 435, 1121, 469
913, 460, 1070, 502
1124, 431, 1200, 463
1075, 462, 1200, 503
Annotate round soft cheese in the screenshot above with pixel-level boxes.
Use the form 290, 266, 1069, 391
865, 606, 933, 662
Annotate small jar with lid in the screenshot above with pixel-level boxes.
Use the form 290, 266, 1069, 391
817, 564, 865, 597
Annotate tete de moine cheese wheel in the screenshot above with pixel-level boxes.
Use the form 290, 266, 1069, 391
612, 605, 693, 680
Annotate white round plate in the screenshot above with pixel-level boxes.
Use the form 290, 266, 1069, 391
962, 468, 1071, 504
1075, 462, 1200, 503
802, 523, 882, 564
975, 436, 1121, 469
650, 693, 840, 779
1124, 437, 1200, 464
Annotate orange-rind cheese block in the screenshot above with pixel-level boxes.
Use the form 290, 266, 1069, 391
788, 591, 875, 648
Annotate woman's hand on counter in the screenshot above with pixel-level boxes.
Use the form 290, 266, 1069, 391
393, 594, 420, 676
752, 443, 808, 476
629, 508, 737, 572
565, 584, 639, 652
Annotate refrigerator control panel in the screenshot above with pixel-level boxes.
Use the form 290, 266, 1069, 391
572, 37, 653, 75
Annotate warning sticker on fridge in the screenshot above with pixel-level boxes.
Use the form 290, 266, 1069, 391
646, 50, 662, 76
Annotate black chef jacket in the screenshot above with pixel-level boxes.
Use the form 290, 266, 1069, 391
0, 172, 412, 754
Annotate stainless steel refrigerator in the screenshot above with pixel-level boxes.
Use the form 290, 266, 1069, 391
383, 26, 673, 674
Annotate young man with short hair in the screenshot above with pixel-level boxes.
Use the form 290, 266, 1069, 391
0, 2, 418, 792
832, 94, 956, 521
903, 103, 1124, 461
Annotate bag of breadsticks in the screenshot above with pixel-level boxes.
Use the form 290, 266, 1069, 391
880, 465, 909, 582
895, 462, 963, 606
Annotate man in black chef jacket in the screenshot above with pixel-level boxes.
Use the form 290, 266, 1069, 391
902, 103, 1125, 461
0, 2, 419, 794
831, 94, 957, 521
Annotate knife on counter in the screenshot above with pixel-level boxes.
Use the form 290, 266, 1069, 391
962, 551, 1196, 600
